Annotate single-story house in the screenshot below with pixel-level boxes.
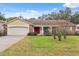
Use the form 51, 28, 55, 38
75, 24, 79, 34
76, 24, 79, 31
7, 18, 75, 35
0, 20, 7, 35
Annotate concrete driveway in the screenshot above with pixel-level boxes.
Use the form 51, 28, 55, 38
0, 35, 25, 52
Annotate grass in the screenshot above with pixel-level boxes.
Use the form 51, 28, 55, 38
0, 36, 79, 56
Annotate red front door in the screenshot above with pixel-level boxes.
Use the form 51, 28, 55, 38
34, 27, 40, 34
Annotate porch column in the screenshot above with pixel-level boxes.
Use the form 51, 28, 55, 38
50, 26, 52, 33
41, 26, 44, 35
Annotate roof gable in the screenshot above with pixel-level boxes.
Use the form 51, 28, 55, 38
8, 18, 32, 25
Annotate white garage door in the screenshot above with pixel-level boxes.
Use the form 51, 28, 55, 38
7, 27, 29, 35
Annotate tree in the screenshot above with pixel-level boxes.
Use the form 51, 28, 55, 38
29, 18, 36, 20
52, 27, 57, 39
18, 16, 24, 19
58, 7, 71, 20
38, 14, 48, 20
58, 32, 62, 41
7, 16, 24, 21
50, 12, 60, 20
54, 26, 67, 41
0, 12, 6, 21
62, 27, 67, 39
57, 26, 62, 41
39, 7, 72, 21
7, 17, 18, 21
71, 12, 79, 24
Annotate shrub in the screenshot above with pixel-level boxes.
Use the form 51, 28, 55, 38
0, 30, 4, 36
75, 31, 79, 35
27, 32, 37, 36
44, 32, 52, 36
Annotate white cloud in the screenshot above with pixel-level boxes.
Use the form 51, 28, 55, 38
5, 10, 41, 19
15, 10, 42, 19
5, 8, 57, 19
63, 3, 79, 8
53, 8, 57, 11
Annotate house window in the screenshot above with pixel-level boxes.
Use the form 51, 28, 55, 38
43, 27, 50, 34
52, 27, 57, 34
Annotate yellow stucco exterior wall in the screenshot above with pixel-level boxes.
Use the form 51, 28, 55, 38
8, 19, 30, 25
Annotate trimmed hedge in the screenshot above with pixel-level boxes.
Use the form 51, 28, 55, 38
44, 32, 52, 36
27, 32, 37, 36
75, 31, 79, 35
0, 30, 4, 36
0, 28, 7, 36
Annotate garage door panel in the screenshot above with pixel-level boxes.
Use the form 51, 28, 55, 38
7, 27, 29, 35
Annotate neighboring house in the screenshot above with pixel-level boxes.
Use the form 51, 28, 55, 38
76, 24, 79, 32
0, 20, 7, 35
7, 18, 75, 35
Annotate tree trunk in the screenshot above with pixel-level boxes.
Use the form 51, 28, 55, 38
53, 34, 56, 39
64, 34, 67, 39
58, 34, 62, 41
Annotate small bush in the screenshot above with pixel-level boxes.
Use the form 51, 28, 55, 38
75, 31, 79, 35
0, 30, 4, 36
27, 32, 37, 36
44, 32, 52, 36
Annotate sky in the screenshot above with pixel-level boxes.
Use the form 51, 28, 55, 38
0, 3, 79, 19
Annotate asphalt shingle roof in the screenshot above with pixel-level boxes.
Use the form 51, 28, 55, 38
28, 19, 75, 26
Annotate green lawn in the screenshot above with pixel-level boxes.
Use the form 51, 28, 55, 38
0, 36, 79, 56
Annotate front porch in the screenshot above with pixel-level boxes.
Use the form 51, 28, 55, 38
33, 25, 74, 35
34, 26, 58, 35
